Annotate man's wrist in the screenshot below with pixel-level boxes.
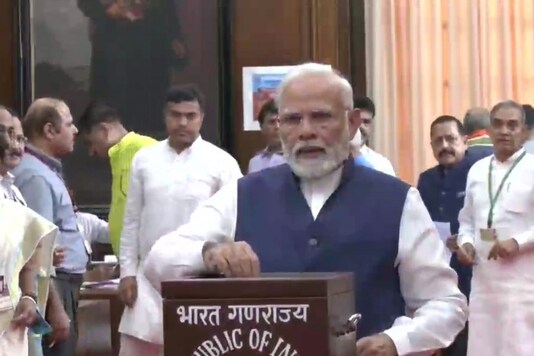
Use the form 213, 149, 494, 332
202, 242, 217, 259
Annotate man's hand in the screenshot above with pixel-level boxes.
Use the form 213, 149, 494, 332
356, 334, 398, 356
488, 239, 519, 260
45, 304, 70, 347
52, 247, 65, 267
457, 243, 476, 266
446, 235, 459, 252
202, 242, 260, 278
119, 276, 138, 308
11, 298, 37, 328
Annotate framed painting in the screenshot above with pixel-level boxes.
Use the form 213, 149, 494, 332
19, 0, 231, 210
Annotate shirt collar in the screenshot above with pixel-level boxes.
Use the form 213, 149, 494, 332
467, 129, 489, 141
108, 131, 137, 158
494, 147, 526, 164
166, 135, 202, 155
25, 143, 62, 172
0, 172, 14, 185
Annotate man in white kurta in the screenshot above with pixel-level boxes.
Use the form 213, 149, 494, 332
144, 64, 467, 355
457, 100, 534, 356
118, 86, 242, 355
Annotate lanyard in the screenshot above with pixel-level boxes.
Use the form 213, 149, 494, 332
487, 151, 526, 228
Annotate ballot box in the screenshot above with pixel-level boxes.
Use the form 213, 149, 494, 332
161, 273, 359, 356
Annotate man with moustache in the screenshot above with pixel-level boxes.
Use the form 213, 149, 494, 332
457, 101, 534, 356
13, 98, 86, 356
144, 63, 467, 355
0, 118, 59, 356
0, 106, 67, 356
417, 115, 492, 356
117, 85, 242, 355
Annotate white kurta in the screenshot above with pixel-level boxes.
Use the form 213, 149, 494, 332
360, 145, 396, 176
144, 167, 467, 355
118, 137, 242, 344
458, 148, 534, 356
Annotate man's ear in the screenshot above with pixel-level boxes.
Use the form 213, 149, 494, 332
348, 108, 362, 139
43, 122, 56, 140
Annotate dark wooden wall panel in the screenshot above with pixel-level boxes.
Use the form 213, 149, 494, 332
0, 0, 17, 108
230, 0, 355, 171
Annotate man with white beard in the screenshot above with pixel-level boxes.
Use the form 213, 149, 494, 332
144, 63, 467, 355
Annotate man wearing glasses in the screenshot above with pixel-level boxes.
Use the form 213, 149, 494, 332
417, 115, 492, 356
0, 107, 26, 203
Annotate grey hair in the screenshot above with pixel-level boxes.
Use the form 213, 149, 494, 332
463, 107, 490, 135
490, 100, 525, 122
275, 63, 353, 109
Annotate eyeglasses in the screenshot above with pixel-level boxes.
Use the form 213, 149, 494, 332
14, 135, 27, 144
0, 125, 15, 138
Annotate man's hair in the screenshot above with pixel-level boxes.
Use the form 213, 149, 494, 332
257, 99, 278, 126
166, 84, 206, 112
463, 107, 490, 135
522, 104, 534, 130
5, 107, 19, 119
353, 96, 376, 117
490, 100, 525, 122
430, 115, 466, 136
276, 63, 354, 109
23, 98, 65, 139
78, 101, 121, 134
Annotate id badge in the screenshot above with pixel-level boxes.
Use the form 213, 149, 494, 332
480, 228, 497, 242
0, 276, 12, 312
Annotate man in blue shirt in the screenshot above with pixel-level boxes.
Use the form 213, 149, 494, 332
248, 99, 286, 173
417, 115, 492, 356
13, 98, 87, 356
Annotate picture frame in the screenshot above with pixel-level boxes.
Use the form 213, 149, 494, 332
17, 0, 233, 210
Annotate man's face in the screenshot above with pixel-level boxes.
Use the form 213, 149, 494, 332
488, 106, 525, 158
0, 110, 13, 168
260, 113, 281, 149
278, 75, 360, 179
359, 110, 373, 145
4, 117, 25, 169
49, 103, 78, 157
164, 101, 203, 149
430, 122, 467, 168
82, 124, 112, 158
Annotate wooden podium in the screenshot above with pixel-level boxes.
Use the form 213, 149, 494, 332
161, 273, 358, 356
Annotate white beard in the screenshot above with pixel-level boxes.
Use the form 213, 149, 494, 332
282, 131, 350, 180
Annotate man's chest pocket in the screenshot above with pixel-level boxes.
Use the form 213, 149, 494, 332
502, 183, 533, 214
181, 178, 216, 200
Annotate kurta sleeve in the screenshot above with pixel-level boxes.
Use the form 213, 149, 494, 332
457, 169, 476, 247
218, 155, 243, 187
119, 155, 143, 278
143, 181, 238, 291
383, 188, 467, 355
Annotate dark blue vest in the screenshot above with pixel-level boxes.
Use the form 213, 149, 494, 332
417, 148, 492, 297
236, 161, 410, 339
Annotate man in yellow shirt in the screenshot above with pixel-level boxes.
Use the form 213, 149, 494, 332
78, 102, 157, 255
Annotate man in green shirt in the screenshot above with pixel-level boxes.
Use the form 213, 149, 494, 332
78, 102, 157, 255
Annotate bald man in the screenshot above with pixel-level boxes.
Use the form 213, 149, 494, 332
144, 63, 467, 355
463, 108, 493, 147
13, 98, 83, 356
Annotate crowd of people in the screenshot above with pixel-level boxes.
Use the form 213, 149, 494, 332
1, 63, 534, 356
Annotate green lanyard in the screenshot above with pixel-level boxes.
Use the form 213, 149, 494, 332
487, 151, 526, 228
